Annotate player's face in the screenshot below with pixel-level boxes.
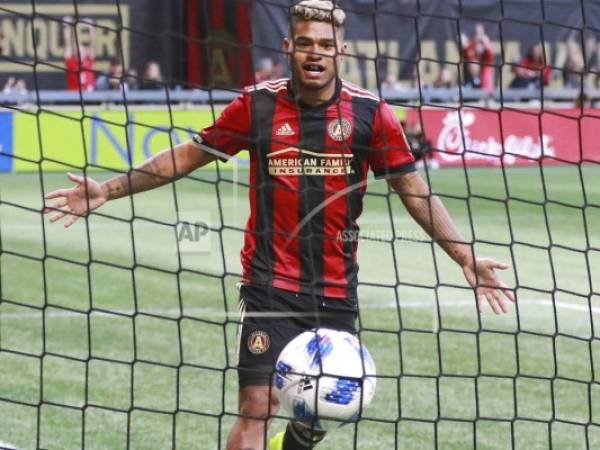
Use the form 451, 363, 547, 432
285, 20, 346, 92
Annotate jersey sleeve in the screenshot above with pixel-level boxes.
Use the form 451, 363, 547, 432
196, 94, 252, 161
368, 101, 416, 179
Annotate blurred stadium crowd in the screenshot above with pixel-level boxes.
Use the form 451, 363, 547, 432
0, 17, 165, 96
257, 23, 586, 94
0, 19, 590, 98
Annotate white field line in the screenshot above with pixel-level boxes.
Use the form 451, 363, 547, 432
2, 222, 182, 230
0, 298, 595, 320
4, 216, 399, 229
0, 440, 19, 450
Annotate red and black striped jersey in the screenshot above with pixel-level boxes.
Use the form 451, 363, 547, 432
198, 78, 415, 298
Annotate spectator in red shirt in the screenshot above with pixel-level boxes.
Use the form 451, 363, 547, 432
63, 16, 96, 92
511, 43, 550, 88
463, 24, 495, 92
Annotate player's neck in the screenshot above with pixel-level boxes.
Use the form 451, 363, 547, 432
292, 78, 339, 107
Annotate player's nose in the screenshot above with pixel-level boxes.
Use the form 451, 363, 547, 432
305, 48, 322, 60
301, 43, 322, 59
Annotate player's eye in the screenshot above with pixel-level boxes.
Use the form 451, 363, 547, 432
295, 40, 311, 48
319, 42, 337, 52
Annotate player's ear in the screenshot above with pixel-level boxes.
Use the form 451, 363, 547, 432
340, 42, 348, 56
283, 37, 293, 55
336, 41, 347, 63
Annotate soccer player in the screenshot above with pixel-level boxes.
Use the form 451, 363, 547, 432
44, 1, 515, 449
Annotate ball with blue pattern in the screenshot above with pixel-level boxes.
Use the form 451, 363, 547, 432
274, 328, 377, 424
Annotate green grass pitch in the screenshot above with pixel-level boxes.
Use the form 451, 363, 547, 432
1, 164, 599, 449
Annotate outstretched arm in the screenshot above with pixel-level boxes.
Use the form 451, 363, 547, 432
44, 140, 216, 227
102, 139, 215, 200
388, 170, 515, 314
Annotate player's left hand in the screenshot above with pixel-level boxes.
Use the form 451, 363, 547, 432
462, 258, 515, 314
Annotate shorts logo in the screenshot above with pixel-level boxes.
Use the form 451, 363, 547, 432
327, 118, 352, 141
248, 330, 270, 354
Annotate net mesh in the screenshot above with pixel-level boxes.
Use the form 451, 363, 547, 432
0, 0, 599, 449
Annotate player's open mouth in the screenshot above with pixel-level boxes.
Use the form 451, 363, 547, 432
302, 63, 325, 76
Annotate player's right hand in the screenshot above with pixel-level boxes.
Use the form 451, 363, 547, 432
43, 172, 108, 228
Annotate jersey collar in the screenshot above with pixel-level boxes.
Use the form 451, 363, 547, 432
286, 78, 342, 109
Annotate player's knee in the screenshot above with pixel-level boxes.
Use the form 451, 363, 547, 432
238, 386, 279, 420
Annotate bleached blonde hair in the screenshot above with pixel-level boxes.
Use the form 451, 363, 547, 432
291, 1, 346, 29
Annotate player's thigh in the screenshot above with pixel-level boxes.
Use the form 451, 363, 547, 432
236, 285, 306, 388
318, 296, 358, 333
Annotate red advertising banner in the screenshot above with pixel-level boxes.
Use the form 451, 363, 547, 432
406, 108, 600, 167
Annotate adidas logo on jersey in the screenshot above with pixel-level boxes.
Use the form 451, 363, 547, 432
276, 123, 295, 136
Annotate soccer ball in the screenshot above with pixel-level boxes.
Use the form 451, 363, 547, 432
273, 328, 377, 425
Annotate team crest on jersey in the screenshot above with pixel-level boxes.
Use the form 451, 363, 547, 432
248, 330, 270, 354
327, 118, 352, 141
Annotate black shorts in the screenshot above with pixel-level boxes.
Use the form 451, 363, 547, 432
236, 284, 358, 388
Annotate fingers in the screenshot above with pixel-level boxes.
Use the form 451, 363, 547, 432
43, 200, 75, 224
497, 279, 516, 303
484, 258, 510, 270
67, 172, 85, 184
483, 275, 516, 303
485, 291, 502, 315
49, 206, 71, 223
45, 172, 84, 199
48, 208, 83, 228
474, 281, 512, 314
45, 188, 70, 200
503, 289, 516, 303
476, 294, 485, 313
43, 199, 68, 215
490, 289, 509, 314
471, 258, 515, 315
477, 287, 511, 315
43, 198, 82, 227
63, 211, 81, 228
